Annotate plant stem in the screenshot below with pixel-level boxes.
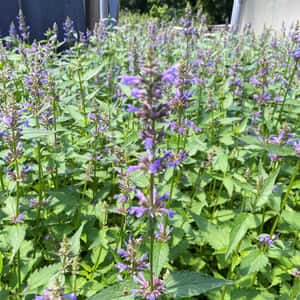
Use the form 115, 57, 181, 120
76, 181, 88, 228
250, 158, 300, 287
275, 63, 297, 128
149, 174, 155, 290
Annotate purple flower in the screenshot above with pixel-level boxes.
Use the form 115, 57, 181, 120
126, 150, 167, 175
64, 293, 77, 299
293, 141, 300, 157
292, 268, 300, 279
154, 224, 173, 242
162, 67, 177, 84
116, 236, 149, 276
250, 76, 261, 86
120, 75, 142, 86
129, 189, 174, 219
131, 88, 146, 98
259, 233, 280, 246
125, 104, 140, 112
268, 152, 283, 161
11, 213, 25, 224
132, 272, 166, 300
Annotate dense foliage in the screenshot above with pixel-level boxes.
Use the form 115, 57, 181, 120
0, 8, 300, 300
120, 0, 233, 24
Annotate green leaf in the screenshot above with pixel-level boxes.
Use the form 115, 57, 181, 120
213, 153, 228, 173
223, 94, 233, 109
26, 263, 60, 291
256, 167, 280, 208
7, 225, 26, 264
153, 242, 169, 277
230, 287, 276, 299
239, 249, 269, 276
22, 128, 53, 140
190, 213, 229, 250
88, 281, 137, 300
165, 271, 234, 299
225, 214, 251, 260
236, 118, 248, 134
282, 209, 300, 230
0, 252, 3, 276
83, 65, 104, 81
239, 136, 294, 156
67, 105, 85, 122
185, 136, 207, 156
223, 176, 234, 197
70, 223, 85, 254
119, 84, 132, 97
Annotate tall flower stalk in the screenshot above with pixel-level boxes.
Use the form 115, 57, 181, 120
120, 45, 173, 298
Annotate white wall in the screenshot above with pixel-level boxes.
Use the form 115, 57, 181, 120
237, 0, 300, 34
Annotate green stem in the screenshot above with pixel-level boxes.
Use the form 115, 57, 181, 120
149, 174, 155, 290
89, 246, 103, 279
76, 181, 88, 228
0, 168, 5, 192
191, 167, 203, 201
211, 182, 224, 218
250, 158, 300, 287
275, 63, 297, 128
240, 191, 246, 213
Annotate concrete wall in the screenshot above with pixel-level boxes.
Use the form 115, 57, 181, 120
237, 0, 300, 34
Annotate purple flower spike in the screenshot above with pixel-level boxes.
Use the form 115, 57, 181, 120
125, 104, 140, 112
132, 272, 166, 300
129, 189, 175, 219
11, 213, 25, 224
116, 236, 149, 277
64, 293, 77, 300
155, 223, 173, 242
120, 75, 142, 86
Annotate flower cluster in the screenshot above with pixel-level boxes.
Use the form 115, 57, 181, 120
34, 277, 76, 300
132, 272, 166, 300
116, 236, 149, 279
259, 233, 280, 247
129, 189, 174, 219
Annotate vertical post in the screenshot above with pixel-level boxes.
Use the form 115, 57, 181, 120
108, 0, 120, 25
86, 0, 100, 30
231, 0, 242, 31
100, 0, 109, 20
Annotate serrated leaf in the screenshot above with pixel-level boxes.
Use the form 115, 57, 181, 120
237, 118, 248, 134
27, 263, 60, 291
119, 84, 132, 97
239, 136, 294, 156
22, 128, 53, 140
67, 105, 85, 122
282, 210, 300, 230
83, 65, 104, 81
185, 136, 207, 156
88, 281, 138, 300
230, 287, 275, 299
239, 249, 269, 275
213, 153, 228, 173
153, 242, 169, 277
165, 271, 234, 299
223, 94, 233, 109
190, 213, 229, 250
8, 225, 26, 264
223, 176, 233, 197
70, 223, 85, 254
225, 214, 251, 260
256, 167, 280, 208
